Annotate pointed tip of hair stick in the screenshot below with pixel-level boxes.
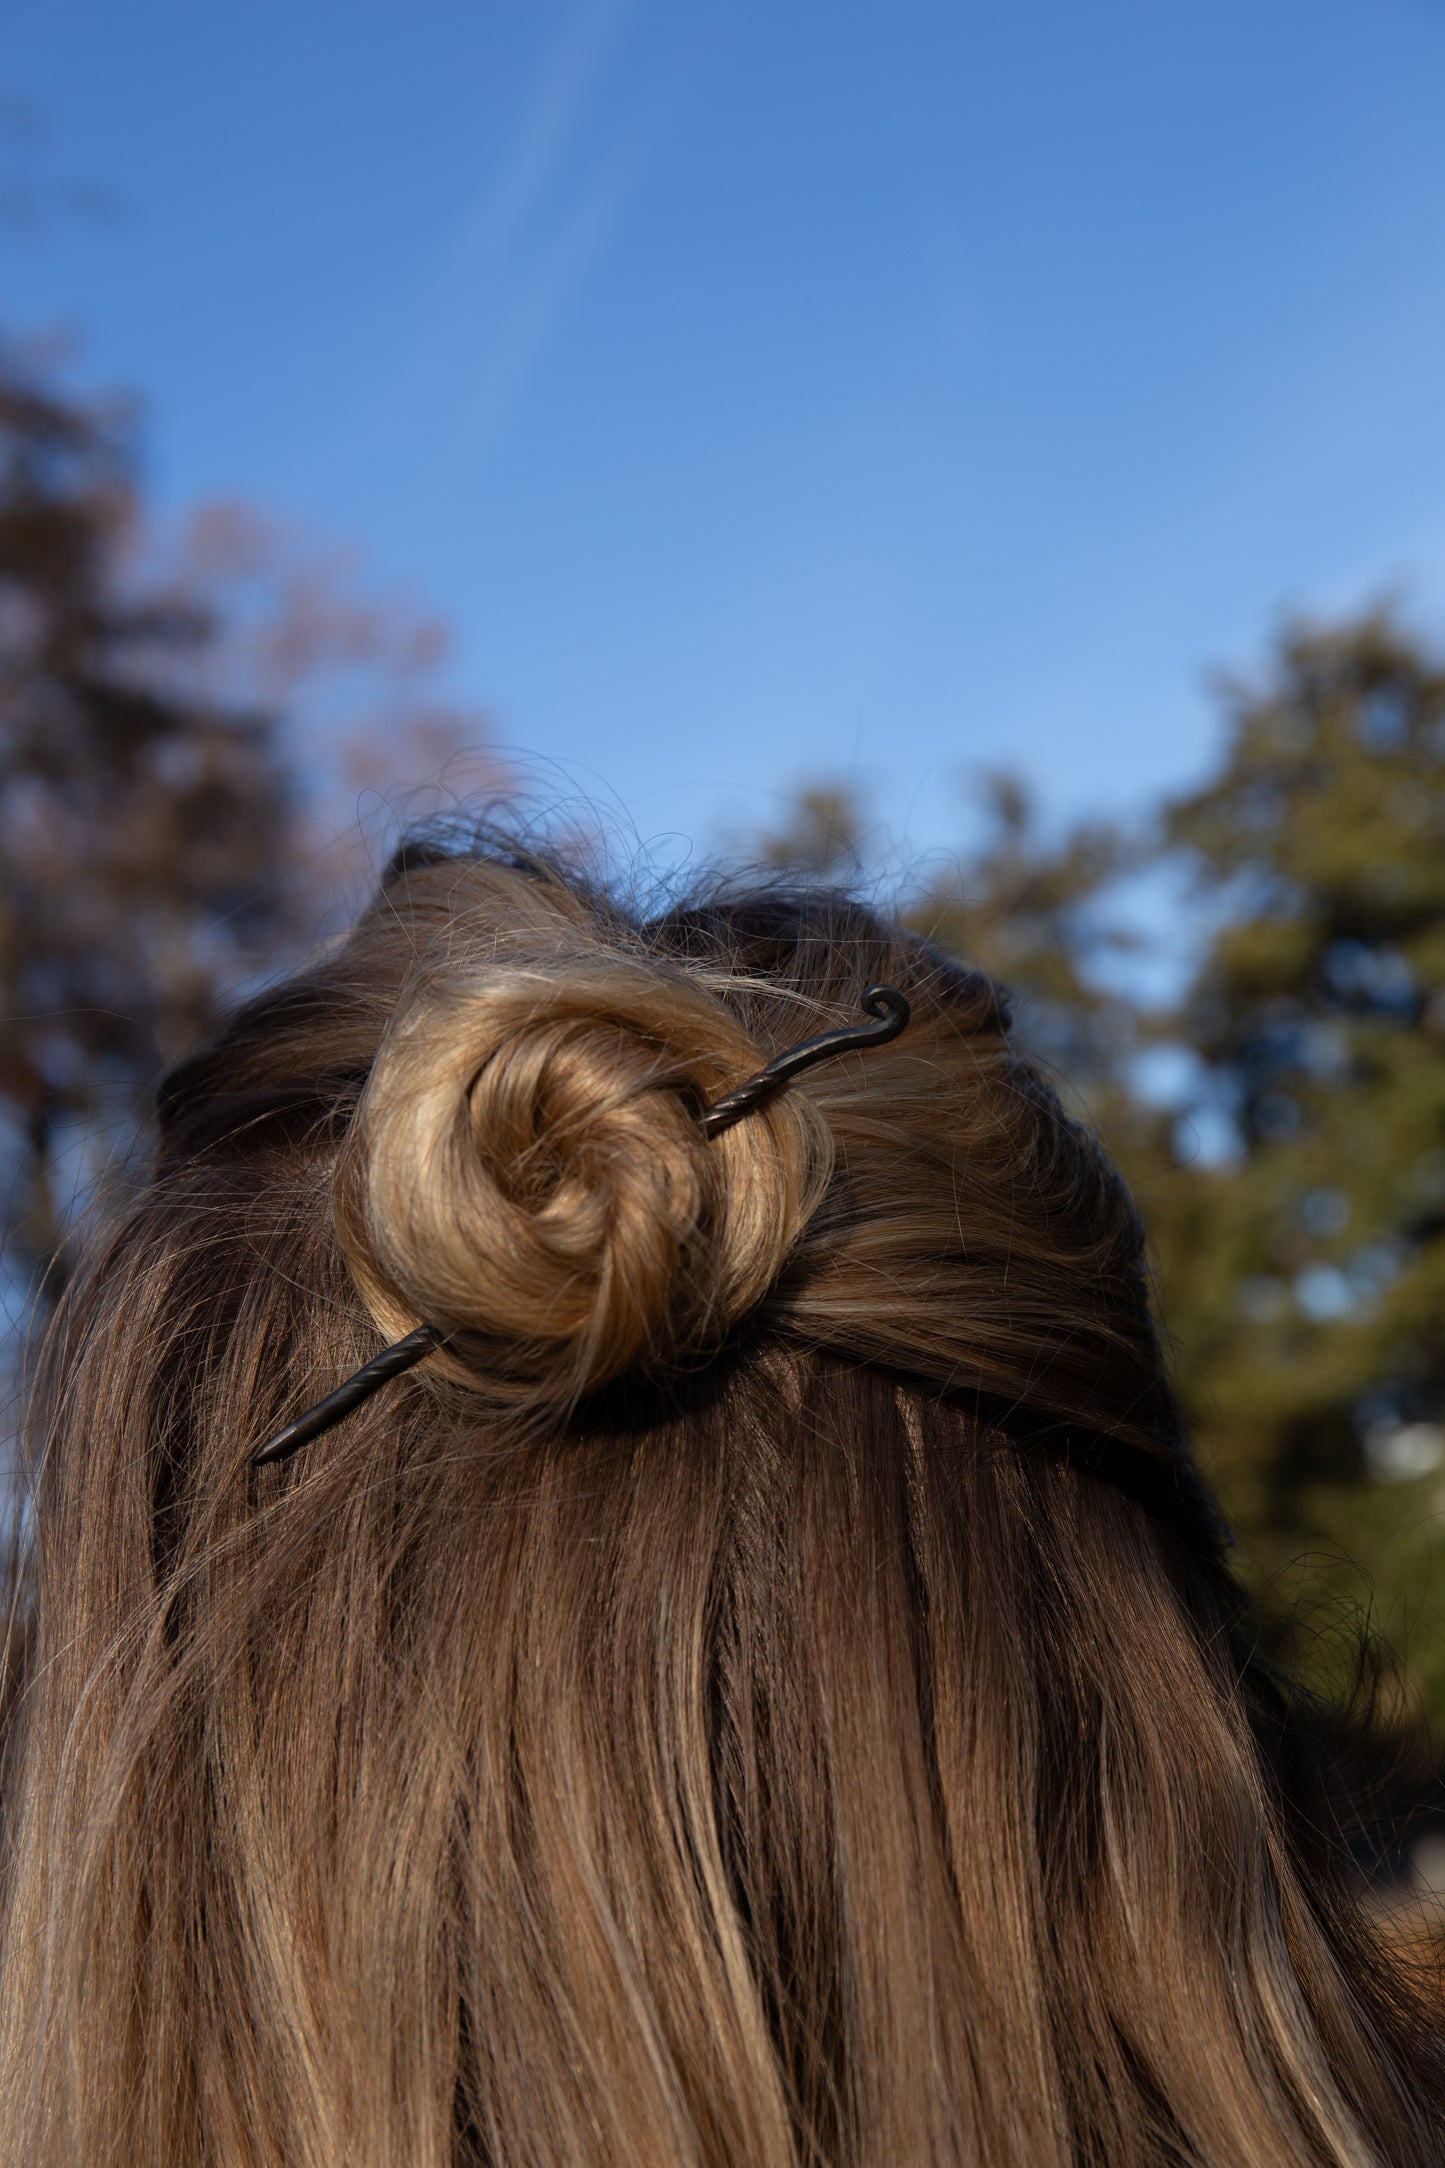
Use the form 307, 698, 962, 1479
252, 1324, 446, 1468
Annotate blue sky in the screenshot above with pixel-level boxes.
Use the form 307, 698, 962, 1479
7, 0, 1445, 868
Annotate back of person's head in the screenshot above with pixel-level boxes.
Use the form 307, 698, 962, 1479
2, 837, 1441, 2167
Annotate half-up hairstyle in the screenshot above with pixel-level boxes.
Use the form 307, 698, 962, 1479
2, 837, 1441, 2166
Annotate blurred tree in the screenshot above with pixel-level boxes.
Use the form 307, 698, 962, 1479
0, 347, 293, 1287
759, 768, 1141, 1104
764, 613, 1445, 1732
757, 785, 864, 879
0, 340, 499, 1325
152, 498, 500, 850
902, 771, 1139, 1106
1139, 612, 1445, 1719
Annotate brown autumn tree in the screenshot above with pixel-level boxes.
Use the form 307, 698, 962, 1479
0, 347, 292, 1284
0, 340, 499, 1326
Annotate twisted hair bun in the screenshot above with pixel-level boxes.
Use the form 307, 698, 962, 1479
335, 939, 834, 1411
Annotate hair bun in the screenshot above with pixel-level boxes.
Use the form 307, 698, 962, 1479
335, 942, 834, 1410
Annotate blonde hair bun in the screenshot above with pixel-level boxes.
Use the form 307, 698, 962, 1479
335, 939, 834, 1409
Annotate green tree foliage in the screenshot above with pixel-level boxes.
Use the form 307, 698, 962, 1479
1142, 614, 1445, 1718
767, 612, 1445, 1727
903, 772, 1139, 1106
759, 772, 1137, 1095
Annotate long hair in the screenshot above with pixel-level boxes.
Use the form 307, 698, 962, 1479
2, 841, 1440, 2166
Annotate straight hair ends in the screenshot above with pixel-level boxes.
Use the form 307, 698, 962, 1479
2, 845, 1442, 2166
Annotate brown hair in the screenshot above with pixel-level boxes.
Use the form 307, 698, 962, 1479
1, 840, 1440, 2166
